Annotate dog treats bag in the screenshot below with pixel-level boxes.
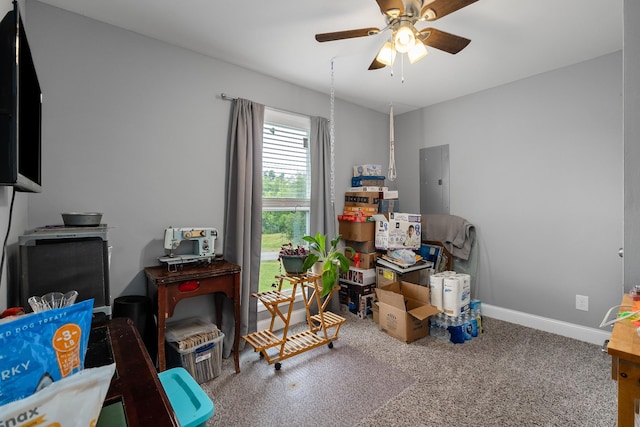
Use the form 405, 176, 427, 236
0, 363, 115, 427
0, 298, 94, 406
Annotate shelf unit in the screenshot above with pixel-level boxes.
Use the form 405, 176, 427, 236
243, 272, 345, 370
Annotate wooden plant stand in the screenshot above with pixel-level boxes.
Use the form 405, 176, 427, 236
242, 273, 345, 370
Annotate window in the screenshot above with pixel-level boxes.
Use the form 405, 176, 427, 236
260, 108, 311, 296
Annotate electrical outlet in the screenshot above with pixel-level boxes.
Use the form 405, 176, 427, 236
576, 295, 589, 311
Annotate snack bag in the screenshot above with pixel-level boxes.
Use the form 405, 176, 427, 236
0, 299, 94, 406
0, 363, 115, 427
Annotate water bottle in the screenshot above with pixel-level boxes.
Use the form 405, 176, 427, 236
462, 312, 472, 341
469, 308, 479, 338
442, 315, 451, 342
448, 315, 465, 344
470, 300, 483, 334
430, 315, 439, 338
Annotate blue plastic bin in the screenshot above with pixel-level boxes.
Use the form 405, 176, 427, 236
158, 367, 215, 427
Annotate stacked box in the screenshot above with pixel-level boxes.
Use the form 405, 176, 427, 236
344, 192, 380, 207
339, 280, 376, 319
353, 164, 382, 176
346, 251, 377, 269
338, 219, 375, 242
348, 186, 387, 192
378, 199, 399, 213
373, 212, 422, 250
351, 175, 386, 187
340, 266, 376, 285
345, 240, 376, 254
376, 265, 428, 287
380, 189, 398, 199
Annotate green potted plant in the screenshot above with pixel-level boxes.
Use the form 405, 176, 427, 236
302, 232, 354, 297
278, 242, 310, 275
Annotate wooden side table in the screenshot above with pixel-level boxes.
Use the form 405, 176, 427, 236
87, 317, 180, 426
607, 293, 640, 426
144, 261, 241, 373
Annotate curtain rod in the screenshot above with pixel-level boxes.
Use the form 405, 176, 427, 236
220, 93, 236, 101
219, 92, 318, 121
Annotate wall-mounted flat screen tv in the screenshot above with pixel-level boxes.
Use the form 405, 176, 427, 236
0, 2, 42, 193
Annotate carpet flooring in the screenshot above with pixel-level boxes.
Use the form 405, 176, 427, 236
201, 313, 617, 426
201, 337, 414, 426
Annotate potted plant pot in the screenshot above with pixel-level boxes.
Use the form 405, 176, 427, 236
280, 255, 306, 275
278, 243, 310, 275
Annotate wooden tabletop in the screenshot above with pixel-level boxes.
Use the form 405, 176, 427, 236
144, 261, 241, 284
89, 317, 179, 426
607, 293, 640, 364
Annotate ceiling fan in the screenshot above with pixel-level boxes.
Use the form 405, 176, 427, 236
315, 0, 477, 70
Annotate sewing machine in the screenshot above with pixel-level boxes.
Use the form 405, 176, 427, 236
158, 227, 218, 270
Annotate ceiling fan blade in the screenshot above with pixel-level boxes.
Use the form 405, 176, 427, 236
420, 0, 478, 21
418, 28, 470, 54
315, 28, 379, 42
376, 0, 405, 17
368, 56, 386, 70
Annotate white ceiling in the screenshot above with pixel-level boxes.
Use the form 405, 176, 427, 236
36, 0, 623, 115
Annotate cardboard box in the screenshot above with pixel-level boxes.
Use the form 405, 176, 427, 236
340, 281, 376, 319
376, 265, 416, 287
375, 265, 429, 287
346, 240, 377, 254
347, 251, 378, 269
375, 281, 440, 343
380, 189, 399, 199
338, 280, 375, 305
338, 214, 371, 221
348, 186, 388, 192
339, 220, 375, 242
373, 212, 422, 250
351, 176, 385, 187
343, 206, 378, 215
340, 266, 376, 285
345, 192, 380, 207
371, 301, 379, 324
338, 282, 349, 305
378, 199, 399, 213
353, 164, 382, 177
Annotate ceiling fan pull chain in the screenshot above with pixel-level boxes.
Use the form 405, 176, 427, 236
329, 58, 336, 205
388, 103, 397, 181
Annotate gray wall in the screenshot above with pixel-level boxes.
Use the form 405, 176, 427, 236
0, 1, 389, 317
395, 52, 623, 328
624, 0, 640, 292
0, 0, 630, 334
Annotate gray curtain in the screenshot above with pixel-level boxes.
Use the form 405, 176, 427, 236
309, 116, 338, 312
222, 98, 264, 358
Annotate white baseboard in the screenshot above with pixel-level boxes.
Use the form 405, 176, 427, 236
258, 305, 612, 347
482, 303, 611, 346
257, 308, 308, 332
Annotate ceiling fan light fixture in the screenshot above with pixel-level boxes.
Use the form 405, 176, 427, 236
407, 40, 428, 64
394, 23, 415, 53
375, 41, 396, 66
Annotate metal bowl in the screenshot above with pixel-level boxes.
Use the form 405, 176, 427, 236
61, 212, 103, 227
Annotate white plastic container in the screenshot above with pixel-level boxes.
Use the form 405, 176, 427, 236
166, 333, 224, 384
165, 317, 223, 384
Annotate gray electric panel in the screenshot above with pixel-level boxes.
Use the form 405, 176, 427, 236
419, 145, 450, 215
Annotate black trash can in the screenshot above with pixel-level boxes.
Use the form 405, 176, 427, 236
113, 295, 157, 362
